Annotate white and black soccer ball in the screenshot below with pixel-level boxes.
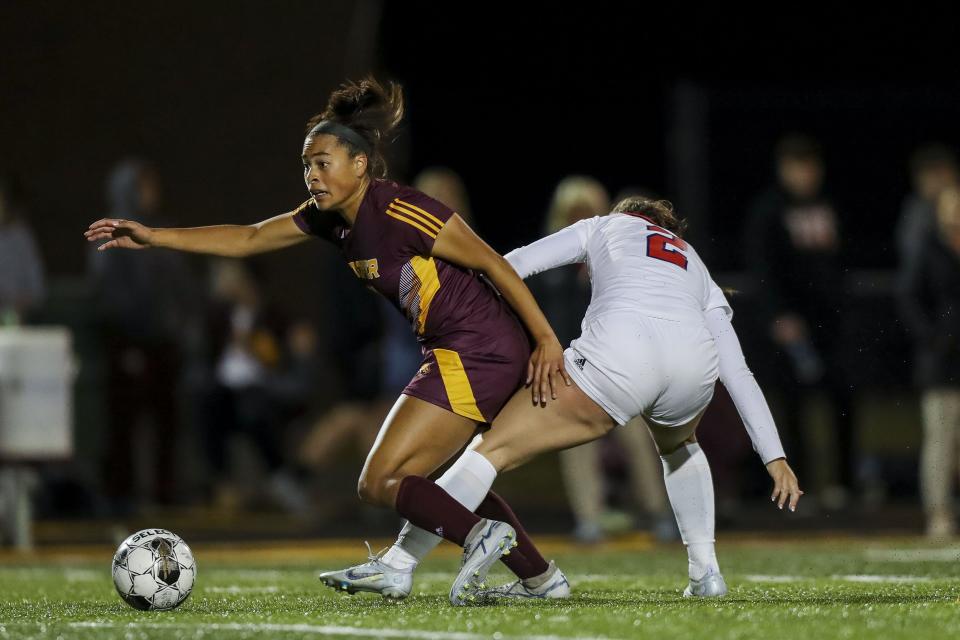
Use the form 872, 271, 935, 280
112, 528, 196, 611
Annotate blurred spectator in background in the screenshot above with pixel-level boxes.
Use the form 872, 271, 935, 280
413, 167, 472, 221
898, 187, 960, 539
530, 176, 671, 543
896, 144, 959, 263
89, 159, 199, 512
744, 134, 854, 507
0, 174, 45, 324
195, 259, 312, 513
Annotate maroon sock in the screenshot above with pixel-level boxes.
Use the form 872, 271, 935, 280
475, 491, 549, 579
394, 475, 481, 546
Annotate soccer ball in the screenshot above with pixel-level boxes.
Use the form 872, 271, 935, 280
112, 528, 196, 610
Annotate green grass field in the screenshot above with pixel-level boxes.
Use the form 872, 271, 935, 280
0, 537, 958, 639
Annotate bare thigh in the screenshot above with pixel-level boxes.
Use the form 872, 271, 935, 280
358, 395, 479, 508
638, 408, 707, 455
473, 379, 616, 473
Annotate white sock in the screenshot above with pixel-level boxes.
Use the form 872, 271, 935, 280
381, 450, 497, 570
660, 442, 719, 580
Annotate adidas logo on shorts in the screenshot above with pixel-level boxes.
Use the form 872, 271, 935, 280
574, 358, 586, 370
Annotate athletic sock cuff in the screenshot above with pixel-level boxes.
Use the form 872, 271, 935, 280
521, 559, 557, 589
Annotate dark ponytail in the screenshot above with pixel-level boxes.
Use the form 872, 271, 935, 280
612, 196, 688, 237
305, 76, 404, 178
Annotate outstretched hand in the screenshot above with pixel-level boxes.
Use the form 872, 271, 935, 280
84, 219, 154, 251
527, 336, 571, 406
766, 458, 803, 512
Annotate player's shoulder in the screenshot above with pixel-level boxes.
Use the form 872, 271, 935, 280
368, 179, 453, 241
365, 178, 429, 205
363, 179, 410, 227
570, 214, 608, 234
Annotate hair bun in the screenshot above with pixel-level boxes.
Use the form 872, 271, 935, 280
305, 76, 404, 179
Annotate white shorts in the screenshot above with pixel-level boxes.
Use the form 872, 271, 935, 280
564, 312, 719, 428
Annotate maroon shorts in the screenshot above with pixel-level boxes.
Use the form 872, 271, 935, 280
403, 317, 531, 424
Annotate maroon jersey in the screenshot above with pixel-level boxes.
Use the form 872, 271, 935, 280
292, 179, 530, 422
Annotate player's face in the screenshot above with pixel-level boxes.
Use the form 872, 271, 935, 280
302, 134, 367, 211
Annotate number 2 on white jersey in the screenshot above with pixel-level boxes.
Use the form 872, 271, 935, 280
646, 223, 688, 270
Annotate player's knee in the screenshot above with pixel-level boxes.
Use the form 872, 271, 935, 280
356, 471, 403, 508
356, 473, 385, 507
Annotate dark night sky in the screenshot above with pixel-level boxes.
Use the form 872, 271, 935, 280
2, 2, 959, 278
377, 7, 960, 268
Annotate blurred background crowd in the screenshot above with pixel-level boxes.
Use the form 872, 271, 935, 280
2, 2, 959, 546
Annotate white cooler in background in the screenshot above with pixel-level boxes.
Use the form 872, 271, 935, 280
0, 327, 75, 549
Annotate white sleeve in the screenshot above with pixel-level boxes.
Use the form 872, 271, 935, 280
705, 306, 786, 464
504, 218, 595, 279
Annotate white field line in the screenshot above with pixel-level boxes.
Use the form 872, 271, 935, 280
204, 585, 281, 594
835, 574, 933, 583
744, 574, 806, 583
863, 548, 960, 563
64, 569, 101, 582
568, 574, 639, 582
68, 621, 621, 640
203, 569, 285, 579
744, 574, 936, 583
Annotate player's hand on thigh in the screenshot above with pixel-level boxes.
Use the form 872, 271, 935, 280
766, 458, 803, 512
527, 337, 571, 406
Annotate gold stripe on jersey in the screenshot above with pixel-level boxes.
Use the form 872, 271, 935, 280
385, 207, 439, 239
434, 348, 485, 422
394, 198, 446, 228
409, 256, 440, 334
387, 201, 443, 236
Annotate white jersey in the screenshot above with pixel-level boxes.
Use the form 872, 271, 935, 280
506, 213, 785, 463
506, 213, 732, 330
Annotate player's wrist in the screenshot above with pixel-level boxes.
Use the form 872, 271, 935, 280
532, 329, 559, 344
146, 227, 166, 248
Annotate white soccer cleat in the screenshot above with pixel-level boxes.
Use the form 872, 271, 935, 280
476, 560, 571, 602
449, 519, 517, 606
318, 542, 413, 600
682, 569, 728, 598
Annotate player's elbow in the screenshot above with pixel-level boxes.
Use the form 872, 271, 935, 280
480, 252, 513, 279
232, 225, 263, 258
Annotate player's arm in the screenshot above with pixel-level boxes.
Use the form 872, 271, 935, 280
431, 214, 571, 406
503, 219, 593, 279
704, 306, 803, 512
85, 204, 313, 257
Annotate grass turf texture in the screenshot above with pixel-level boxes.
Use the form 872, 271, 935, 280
0, 538, 958, 639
